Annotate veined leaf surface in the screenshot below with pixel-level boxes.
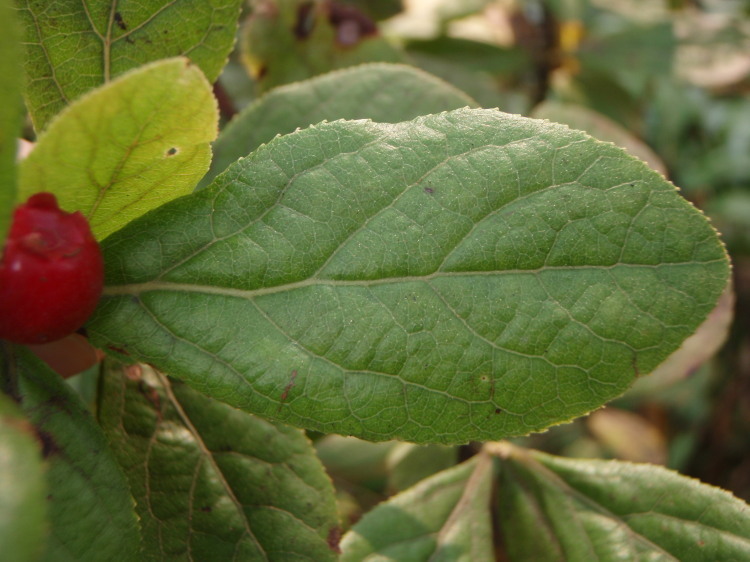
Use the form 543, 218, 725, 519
99, 363, 341, 560
17, 0, 242, 131
89, 108, 729, 444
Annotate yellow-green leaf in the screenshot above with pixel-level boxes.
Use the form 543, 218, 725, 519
18, 58, 218, 240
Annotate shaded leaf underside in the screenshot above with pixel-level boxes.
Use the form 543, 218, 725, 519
89, 108, 729, 444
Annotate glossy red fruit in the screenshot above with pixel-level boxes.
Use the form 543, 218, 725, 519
0, 193, 104, 344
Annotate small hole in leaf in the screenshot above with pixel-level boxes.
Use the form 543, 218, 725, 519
166, 147, 178, 156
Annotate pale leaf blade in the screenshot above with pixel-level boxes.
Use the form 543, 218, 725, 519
0, 390, 46, 561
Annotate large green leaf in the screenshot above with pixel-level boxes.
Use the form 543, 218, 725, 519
202, 63, 477, 188
340, 453, 495, 561
0, 0, 22, 242
18, 58, 218, 240
17, 0, 242, 131
0, 389, 46, 562
98, 363, 341, 560
4, 346, 140, 561
493, 442, 750, 560
88, 108, 729, 444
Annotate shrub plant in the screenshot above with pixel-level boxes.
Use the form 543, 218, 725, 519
1, 1, 748, 560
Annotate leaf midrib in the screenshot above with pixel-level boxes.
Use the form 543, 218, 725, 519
102, 260, 721, 299
158, 371, 268, 560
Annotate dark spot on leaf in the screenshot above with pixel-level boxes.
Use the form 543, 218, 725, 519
277, 370, 299, 412
125, 36, 134, 44
200, 506, 212, 513
107, 345, 130, 356
327, 526, 343, 553
256, 64, 268, 79
166, 147, 178, 156
327, 2, 377, 46
495, 408, 502, 414
46, 494, 53, 501
114, 12, 127, 31
424, 186, 434, 194
36, 429, 60, 458
293, 1, 316, 39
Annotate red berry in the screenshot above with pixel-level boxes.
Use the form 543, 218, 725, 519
0, 193, 104, 344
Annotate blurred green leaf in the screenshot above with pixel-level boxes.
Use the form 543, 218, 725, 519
89, 108, 728, 444
18, 58, 218, 240
579, 22, 676, 98
241, 0, 403, 91
340, 453, 495, 561
203, 63, 476, 188
17, 0, 242, 131
98, 363, 341, 560
316, 435, 397, 490
339, 0, 403, 21
406, 37, 530, 75
553, 68, 642, 130
0, 389, 46, 562
386, 443, 458, 493
6, 346, 140, 561
0, 0, 22, 242
495, 442, 750, 560
406, 51, 529, 112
